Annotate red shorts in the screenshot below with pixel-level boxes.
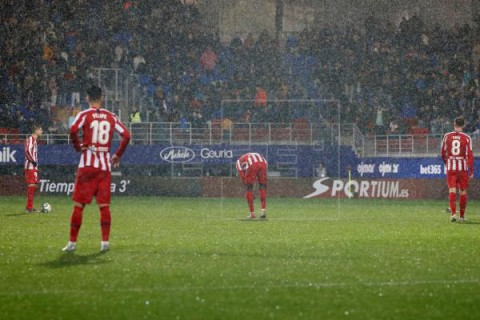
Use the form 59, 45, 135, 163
25, 169, 38, 184
241, 162, 268, 185
447, 171, 469, 190
72, 167, 111, 205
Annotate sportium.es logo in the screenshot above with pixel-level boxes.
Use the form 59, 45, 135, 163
0, 147, 17, 163
303, 177, 330, 198
304, 177, 409, 199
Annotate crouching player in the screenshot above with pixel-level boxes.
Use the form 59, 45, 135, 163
62, 86, 131, 252
235, 152, 268, 219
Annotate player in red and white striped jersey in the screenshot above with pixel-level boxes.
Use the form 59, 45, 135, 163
441, 116, 474, 222
24, 124, 43, 213
63, 86, 131, 252
236, 152, 268, 219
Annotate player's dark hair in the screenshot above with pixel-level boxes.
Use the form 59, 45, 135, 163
454, 116, 465, 128
87, 85, 102, 101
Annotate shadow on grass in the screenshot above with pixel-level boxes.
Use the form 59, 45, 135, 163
4, 212, 50, 217
458, 221, 480, 225
40, 252, 111, 269
238, 218, 268, 222
4, 212, 30, 217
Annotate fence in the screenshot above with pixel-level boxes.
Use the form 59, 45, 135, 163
91, 68, 153, 122
0, 122, 332, 146
8, 123, 473, 157
128, 121, 336, 146
364, 134, 444, 156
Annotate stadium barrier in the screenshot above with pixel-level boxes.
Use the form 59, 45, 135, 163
364, 134, 444, 156
0, 175, 472, 200
0, 143, 354, 178
2, 140, 478, 200
1, 143, 480, 179
0, 121, 335, 146
5, 121, 477, 157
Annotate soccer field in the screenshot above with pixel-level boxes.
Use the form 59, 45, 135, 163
1, 196, 480, 320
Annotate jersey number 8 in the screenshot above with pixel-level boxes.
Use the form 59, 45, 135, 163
451, 140, 461, 156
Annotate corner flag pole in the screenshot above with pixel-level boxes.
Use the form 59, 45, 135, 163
347, 165, 353, 199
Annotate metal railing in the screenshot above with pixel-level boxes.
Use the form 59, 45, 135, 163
92, 68, 152, 122
0, 122, 339, 146
9, 123, 472, 158
330, 123, 365, 156
0, 133, 72, 145
364, 134, 445, 156
127, 122, 335, 145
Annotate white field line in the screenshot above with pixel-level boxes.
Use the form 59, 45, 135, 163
2, 278, 480, 296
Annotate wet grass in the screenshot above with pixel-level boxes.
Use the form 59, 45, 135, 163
1, 196, 480, 319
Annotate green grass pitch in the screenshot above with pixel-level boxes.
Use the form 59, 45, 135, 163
1, 196, 480, 319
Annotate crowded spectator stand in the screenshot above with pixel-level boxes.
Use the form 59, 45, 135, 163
2, 1, 480, 156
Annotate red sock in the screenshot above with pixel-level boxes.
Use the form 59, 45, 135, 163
449, 192, 456, 215
26, 185, 35, 210
100, 206, 111, 241
246, 191, 254, 213
259, 188, 267, 210
70, 206, 84, 242
460, 194, 468, 218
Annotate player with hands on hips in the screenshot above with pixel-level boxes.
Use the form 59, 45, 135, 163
62, 86, 131, 252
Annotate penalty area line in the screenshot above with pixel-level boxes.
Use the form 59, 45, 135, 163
3, 278, 480, 296
140, 278, 480, 292
218, 217, 367, 222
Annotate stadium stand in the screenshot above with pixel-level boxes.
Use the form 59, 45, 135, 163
1, 0, 480, 156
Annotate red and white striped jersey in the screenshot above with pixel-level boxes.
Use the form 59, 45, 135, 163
24, 135, 38, 170
70, 107, 130, 171
236, 152, 268, 172
441, 131, 474, 173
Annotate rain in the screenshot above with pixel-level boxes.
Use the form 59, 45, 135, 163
2, 1, 480, 319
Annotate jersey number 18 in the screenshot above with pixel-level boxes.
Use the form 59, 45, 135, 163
90, 120, 111, 144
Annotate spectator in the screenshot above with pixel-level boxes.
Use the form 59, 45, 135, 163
67, 108, 79, 128
42, 43, 54, 61
133, 52, 146, 72
17, 112, 30, 135
114, 43, 128, 67
191, 110, 205, 128
48, 76, 59, 107
254, 86, 267, 107
199, 46, 217, 75
222, 117, 233, 140
129, 107, 142, 123
244, 33, 255, 51
316, 163, 327, 178
374, 104, 387, 135
37, 104, 50, 130
47, 117, 67, 141
179, 114, 189, 131
0, 106, 12, 128
243, 108, 252, 123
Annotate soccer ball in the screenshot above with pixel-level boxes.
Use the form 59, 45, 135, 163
41, 202, 52, 213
